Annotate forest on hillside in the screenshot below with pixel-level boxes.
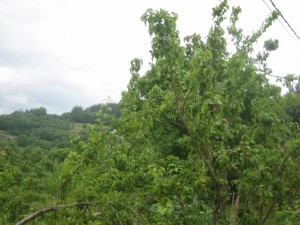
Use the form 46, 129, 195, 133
0, 103, 120, 149
1, 1, 300, 224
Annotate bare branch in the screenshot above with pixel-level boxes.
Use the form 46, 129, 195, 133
15, 202, 97, 225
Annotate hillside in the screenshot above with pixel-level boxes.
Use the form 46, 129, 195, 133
0, 103, 120, 149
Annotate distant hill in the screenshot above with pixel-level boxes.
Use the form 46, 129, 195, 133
62, 102, 120, 123
0, 103, 120, 149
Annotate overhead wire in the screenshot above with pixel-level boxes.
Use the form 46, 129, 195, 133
268, 0, 300, 42
261, 0, 300, 47
260, 0, 300, 80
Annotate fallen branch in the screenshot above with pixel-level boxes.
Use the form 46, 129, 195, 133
15, 202, 97, 225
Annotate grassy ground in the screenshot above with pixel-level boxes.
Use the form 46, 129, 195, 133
69, 123, 85, 133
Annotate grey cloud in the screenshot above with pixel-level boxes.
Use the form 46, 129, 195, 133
29, 80, 91, 114
0, 47, 46, 68
0, 77, 92, 115
0, 2, 48, 68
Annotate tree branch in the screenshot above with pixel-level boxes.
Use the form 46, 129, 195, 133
15, 202, 97, 225
262, 201, 275, 224
171, 77, 190, 134
56, 160, 85, 204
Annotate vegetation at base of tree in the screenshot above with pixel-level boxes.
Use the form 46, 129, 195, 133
1, 1, 300, 224
0, 102, 120, 224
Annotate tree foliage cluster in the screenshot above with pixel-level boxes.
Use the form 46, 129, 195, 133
0, 103, 119, 224
0, 143, 71, 224
64, 103, 121, 124
1, 1, 300, 224
0, 103, 120, 149
0, 107, 71, 149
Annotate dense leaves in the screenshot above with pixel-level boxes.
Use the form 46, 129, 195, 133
0, 108, 70, 149
1, 1, 299, 224
66, 103, 121, 124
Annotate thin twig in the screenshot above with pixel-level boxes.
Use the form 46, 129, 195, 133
15, 202, 97, 225
110, 205, 123, 225
56, 160, 85, 204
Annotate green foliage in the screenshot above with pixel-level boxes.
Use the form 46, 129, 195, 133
0, 109, 70, 149
0, 143, 72, 224
264, 38, 279, 51
2, 1, 300, 224
283, 92, 300, 124
69, 103, 120, 124
0, 103, 120, 149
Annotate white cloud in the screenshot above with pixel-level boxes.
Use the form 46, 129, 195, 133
0, 0, 299, 114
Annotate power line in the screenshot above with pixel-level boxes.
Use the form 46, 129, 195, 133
261, 0, 300, 47
262, 0, 300, 46
259, 0, 300, 80
268, 0, 300, 41
262, 0, 273, 11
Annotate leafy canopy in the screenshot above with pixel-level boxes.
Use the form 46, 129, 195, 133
6, 1, 300, 224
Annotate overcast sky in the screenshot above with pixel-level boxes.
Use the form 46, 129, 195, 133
0, 0, 299, 115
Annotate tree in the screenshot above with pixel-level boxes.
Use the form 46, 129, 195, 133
14, 1, 300, 224
28, 107, 47, 116
17, 134, 31, 147
113, 2, 298, 223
